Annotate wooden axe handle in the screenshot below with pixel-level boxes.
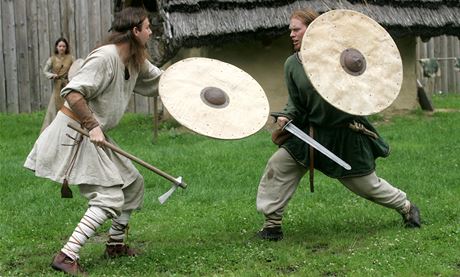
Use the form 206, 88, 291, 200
67, 122, 187, 189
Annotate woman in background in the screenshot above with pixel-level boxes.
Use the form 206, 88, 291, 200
40, 37, 74, 132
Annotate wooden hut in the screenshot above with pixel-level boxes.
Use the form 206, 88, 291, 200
126, 0, 460, 113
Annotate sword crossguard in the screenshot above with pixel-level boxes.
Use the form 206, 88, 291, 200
281, 120, 293, 131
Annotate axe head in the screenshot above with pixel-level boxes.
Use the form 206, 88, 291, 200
158, 176, 182, 204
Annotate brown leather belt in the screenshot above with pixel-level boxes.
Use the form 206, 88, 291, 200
60, 105, 80, 123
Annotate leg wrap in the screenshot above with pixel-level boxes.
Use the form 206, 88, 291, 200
108, 210, 132, 243
61, 206, 109, 260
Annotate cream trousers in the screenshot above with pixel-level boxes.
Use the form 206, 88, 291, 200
256, 148, 408, 228
79, 174, 145, 218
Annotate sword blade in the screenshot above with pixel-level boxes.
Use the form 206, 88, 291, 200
283, 122, 351, 170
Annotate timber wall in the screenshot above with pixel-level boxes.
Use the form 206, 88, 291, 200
0, 0, 155, 114
417, 37, 460, 96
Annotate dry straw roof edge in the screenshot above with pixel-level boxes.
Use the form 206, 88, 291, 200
160, 0, 460, 44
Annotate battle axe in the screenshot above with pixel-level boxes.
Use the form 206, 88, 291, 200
67, 122, 187, 204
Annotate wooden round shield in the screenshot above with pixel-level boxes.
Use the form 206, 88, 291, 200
300, 9, 403, 115
159, 57, 270, 139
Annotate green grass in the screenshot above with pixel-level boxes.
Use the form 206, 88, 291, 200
0, 94, 459, 276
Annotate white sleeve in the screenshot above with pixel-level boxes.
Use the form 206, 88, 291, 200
43, 57, 55, 79
133, 60, 163, 97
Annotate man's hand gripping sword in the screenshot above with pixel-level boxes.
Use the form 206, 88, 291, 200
67, 122, 187, 204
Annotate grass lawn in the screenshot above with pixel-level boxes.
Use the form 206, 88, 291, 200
0, 94, 459, 276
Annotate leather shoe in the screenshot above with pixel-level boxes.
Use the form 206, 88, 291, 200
105, 243, 138, 258
402, 203, 421, 228
256, 226, 283, 241
51, 252, 87, 276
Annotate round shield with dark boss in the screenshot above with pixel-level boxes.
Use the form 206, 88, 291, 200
159, 57, 270, 139
300, 9, 403, 115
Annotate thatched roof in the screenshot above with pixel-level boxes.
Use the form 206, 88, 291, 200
145, 0, 460, 65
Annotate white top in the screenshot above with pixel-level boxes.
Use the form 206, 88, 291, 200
25, 44, 163, 187
62, 44, 162, 131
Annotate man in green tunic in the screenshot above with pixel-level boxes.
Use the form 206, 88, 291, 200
256, 8, 421, 241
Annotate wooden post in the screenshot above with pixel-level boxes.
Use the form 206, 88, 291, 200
101, 0, 113, 38
14, 0, 31, 113
75, 0, 90, 58
37, 0, 51, 110
454, 38, 460, 94
48, 0, 61, 39
152, 94, 159, 144
27, 0, 41, 112
62, 0, 77, 60
0, 0, 6, 112
2, 0, 19, 113
448, 37, 459, 93
88, 0, 102, 49
440, 36, 449, 93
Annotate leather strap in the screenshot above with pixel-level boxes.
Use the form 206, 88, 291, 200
59, 106, 83, 198
309, 126, 314, 193
60, 105, 80, 123
348, 121, 378, 139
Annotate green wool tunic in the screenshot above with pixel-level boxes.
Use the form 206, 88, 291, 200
280, 53, 390, 178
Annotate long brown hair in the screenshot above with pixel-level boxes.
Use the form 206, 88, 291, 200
290, 8, 319, 27
102, 7, 150, 70
54, 37, 70, 55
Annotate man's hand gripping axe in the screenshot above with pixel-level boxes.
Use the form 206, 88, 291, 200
67, 123, 187, 204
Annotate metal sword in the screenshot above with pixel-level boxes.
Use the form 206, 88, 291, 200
283, 121, 352, 170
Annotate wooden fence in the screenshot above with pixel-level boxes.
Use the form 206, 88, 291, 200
0, 0, 459, 114
417, 36, 460, 96
0, 0, 156, 114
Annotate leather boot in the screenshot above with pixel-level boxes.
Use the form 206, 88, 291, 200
256, 226, 284, 241
105, 241, 139, 258
402, 203, 421, 228
51, 252, 87, 276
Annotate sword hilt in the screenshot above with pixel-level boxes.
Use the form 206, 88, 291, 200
270, 112, 289, 123
281, 119, 294, 131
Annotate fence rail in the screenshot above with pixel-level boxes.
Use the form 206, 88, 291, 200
1, 0, 459, 114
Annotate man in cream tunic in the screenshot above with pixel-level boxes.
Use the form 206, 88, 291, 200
26, 44, 161, 189
24, 7, 161, 276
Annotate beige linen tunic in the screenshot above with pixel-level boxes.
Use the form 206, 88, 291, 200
25, 44, 162, 187
41, 54, 74, 132
43, 54, 74, 110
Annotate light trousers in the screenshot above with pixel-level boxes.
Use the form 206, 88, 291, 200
256, 148, 407, 228
79, 174, 145, 218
